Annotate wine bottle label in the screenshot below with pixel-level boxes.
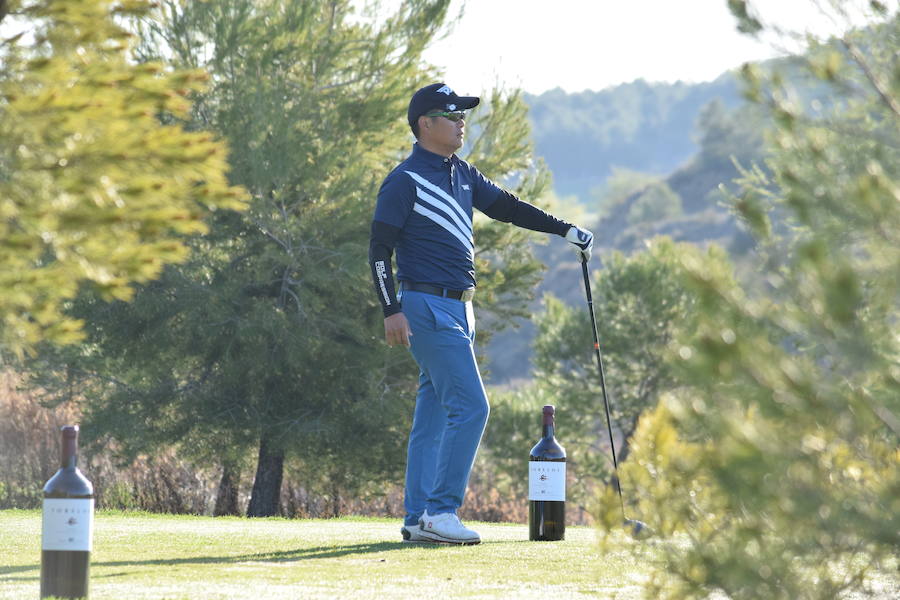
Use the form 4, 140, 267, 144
528, 462, 566, 501
42, 498, 94, 551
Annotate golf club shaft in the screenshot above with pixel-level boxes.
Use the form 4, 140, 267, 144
580, 258, 626, 518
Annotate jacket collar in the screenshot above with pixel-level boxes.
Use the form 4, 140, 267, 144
411, 142, 455, 168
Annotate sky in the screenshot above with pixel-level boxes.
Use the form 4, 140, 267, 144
420, 0, 873, 95
0, 0, 876, 96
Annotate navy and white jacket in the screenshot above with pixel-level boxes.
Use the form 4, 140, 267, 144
369, 143, 570, 317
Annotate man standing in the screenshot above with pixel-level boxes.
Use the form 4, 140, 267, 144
369, 83, 593, 545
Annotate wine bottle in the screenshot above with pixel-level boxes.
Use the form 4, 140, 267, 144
41, 425, 94, 599
528, 404, 566, 541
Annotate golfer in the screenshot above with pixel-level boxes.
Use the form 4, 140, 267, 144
369, 83, 593, 545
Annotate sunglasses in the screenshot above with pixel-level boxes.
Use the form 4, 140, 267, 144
424, 110, 467, 122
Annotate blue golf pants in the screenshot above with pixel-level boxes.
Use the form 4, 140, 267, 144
400, 290, 489, 526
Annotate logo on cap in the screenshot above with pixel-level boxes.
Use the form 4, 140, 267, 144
448, 104, 456, 110
436, 85, 453, 95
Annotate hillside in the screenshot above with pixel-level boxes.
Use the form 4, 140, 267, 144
483, 76, 767, 384
524, 73, 742, 201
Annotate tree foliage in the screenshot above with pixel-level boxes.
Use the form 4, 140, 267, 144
467, 88, 553, 338
601, 5, 900, 598
590, 166, 659, 221
482, 238, 719, 509
0, 0, 245, 357
626, 181, 682, 225
695, 99, 765, 169
30, 0, 453, 517
30, 0, 552, 517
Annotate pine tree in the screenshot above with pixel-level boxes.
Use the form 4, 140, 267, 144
0, 0, 244, 357
603, 5, 900, 598
31, 0, 552, 517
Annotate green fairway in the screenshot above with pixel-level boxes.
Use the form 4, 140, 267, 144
0, 510, 654, 599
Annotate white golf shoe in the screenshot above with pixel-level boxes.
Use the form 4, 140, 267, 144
400, 524, 429, 543
417, 510, 481, 545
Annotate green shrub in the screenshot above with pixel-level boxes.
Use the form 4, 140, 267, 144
627, 181, 683, 224
597, 9, 900, 599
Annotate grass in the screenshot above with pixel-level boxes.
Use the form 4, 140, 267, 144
0, 509, 656, 599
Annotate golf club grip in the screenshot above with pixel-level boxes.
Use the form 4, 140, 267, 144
580, 259, 626, 515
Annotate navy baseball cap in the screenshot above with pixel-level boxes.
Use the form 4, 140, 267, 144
407, 83, 480, 127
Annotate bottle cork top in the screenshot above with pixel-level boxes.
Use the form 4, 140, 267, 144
61, 425, 79, 438
542, 405, 555, 414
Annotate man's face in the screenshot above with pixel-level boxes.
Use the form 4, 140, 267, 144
418, 109, 466, 155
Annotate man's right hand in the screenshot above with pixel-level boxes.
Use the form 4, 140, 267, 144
384, 312, 412, 347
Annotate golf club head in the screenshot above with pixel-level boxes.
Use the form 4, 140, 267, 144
624, 518, 652, 539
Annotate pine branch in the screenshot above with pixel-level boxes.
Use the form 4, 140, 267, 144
841, 35, 900, 119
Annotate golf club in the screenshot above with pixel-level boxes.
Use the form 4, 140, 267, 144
580, 257, 649, 539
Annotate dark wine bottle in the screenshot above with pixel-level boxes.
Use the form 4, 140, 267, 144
528, 404, 566, 541
41, 425, 93, 599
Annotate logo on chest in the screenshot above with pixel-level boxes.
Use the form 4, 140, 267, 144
461, 184, 470, 191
